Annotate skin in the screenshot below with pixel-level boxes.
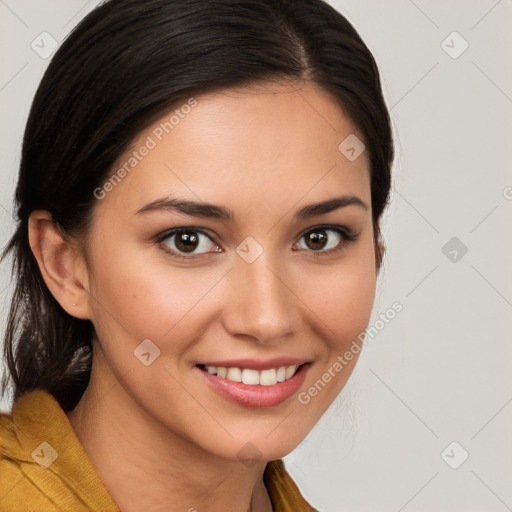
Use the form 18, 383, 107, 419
29, 80, 378, 512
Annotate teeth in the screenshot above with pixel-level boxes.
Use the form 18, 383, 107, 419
203, 364, 299, 385
285, 365, 296, 379
242, 369, 260, 385
226, 367, 242, 382
260, 368, 277, 386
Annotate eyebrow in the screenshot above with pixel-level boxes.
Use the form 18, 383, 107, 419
135, 194, 368, 221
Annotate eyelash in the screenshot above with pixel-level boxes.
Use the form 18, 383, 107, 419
155, 224, 358, 261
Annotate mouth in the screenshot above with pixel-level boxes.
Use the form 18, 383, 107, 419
195, 360, 310, 408
197, 364, 301, 386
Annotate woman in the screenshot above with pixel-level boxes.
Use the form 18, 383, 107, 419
0, 0, 393, 510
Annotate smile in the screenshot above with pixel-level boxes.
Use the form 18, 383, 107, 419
196, 360, 310, 408
199, 365, 299, 386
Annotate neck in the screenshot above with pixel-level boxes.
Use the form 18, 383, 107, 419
66, 349, 272, 512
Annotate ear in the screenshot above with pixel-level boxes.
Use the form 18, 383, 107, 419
28, 210, 91, 320
375, 237, 385, 274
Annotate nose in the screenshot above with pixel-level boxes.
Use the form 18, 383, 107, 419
221, 252, 301, 346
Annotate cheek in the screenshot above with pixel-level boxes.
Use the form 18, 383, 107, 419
295, 249, 375, 422
303, 235, 377, 352
329, 270, 375, 348
85, 238, 211, 355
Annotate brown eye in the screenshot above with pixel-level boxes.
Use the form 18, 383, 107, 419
296, 226, 357, 255
160, 229, 221, 257
304, 231, 329, 250
174, 231, 199, 253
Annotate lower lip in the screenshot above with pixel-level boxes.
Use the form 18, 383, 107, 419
196, 364, 310, 408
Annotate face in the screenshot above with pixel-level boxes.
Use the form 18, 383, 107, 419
81, 80, 376, 462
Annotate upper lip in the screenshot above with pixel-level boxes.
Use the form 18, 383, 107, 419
196, 357, 309, 371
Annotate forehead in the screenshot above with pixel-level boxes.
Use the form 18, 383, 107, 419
97, 80, 371, 219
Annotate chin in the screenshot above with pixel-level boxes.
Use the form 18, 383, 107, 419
211, 431, 307, 465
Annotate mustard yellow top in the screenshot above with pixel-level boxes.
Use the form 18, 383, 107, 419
0, 389, 317, 511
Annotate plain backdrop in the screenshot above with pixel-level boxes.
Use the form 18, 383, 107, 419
1, 1, 511, 511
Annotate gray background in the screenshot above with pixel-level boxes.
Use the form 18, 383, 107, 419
1, 1, 511, 511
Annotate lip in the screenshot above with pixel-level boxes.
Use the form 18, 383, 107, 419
196, 362, 310, 408
195, 357, 308, 371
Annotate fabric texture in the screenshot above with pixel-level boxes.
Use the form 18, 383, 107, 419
1, 389, 317, 511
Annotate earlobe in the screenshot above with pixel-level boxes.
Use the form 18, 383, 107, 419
28, 211, 91, 319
